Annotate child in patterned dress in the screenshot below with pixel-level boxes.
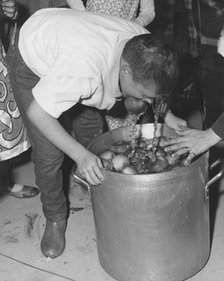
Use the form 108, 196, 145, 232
0, 0, 39, 198
66, 0, 155, 27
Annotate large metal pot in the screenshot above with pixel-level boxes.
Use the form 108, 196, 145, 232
73, 123, 222, 281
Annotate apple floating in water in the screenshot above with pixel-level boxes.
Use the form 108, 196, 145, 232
112, 154, 129, 171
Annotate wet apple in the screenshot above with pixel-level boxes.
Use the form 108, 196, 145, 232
124, 97, 147, 115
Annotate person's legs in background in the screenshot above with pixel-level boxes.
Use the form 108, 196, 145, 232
150, 0, 205, 129
70, 104, 105, 148
0, 157, 39, 198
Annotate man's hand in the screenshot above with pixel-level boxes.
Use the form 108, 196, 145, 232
27, 99, 104, 185
76, 150, 104, 185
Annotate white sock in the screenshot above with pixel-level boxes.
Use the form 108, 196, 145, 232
10, 184, 24, 192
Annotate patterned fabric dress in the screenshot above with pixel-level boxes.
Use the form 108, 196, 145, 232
0, 28, 30, 161
86, 0, 140, 21
86, 0, 142, 130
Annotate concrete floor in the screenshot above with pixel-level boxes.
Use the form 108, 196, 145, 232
1, 148, 224, 281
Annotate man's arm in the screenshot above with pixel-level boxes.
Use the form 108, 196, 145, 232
27, 99, 103, 185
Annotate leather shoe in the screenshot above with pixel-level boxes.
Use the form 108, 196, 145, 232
2, 184, 40, 198
41, 219, 67, 258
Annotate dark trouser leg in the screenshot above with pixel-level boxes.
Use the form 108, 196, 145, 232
6, 39, 67, 222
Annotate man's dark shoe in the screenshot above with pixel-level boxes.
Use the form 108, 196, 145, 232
41, 219, 67, 258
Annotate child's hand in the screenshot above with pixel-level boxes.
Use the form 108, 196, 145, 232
76, 149, 104, 185
2, 0, 17, 19
164, 110, 187, 133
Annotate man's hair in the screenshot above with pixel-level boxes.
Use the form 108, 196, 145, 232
122, 34, 179, 98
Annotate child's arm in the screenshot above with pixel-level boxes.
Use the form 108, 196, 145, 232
66, 0, 86, 10
27, 99, 103, 185
135, 0, 155, 27
164, 110, 187, 132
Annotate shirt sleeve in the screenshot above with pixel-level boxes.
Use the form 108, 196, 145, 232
211, 113, 224, 139
66, 0, 86, 10
32, 54, 100, 118
134, 0, 155, 27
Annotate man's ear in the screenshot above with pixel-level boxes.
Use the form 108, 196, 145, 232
120, 64, 132, 78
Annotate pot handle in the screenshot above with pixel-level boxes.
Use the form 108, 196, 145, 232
72, 171, 91, 196
205, 159, 224, 201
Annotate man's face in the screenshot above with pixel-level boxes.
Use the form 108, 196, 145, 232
119, 63, 157, 114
